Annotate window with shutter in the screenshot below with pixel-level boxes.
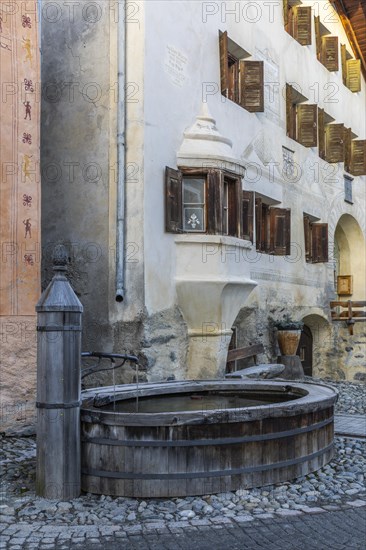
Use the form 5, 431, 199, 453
303, 216, 312, 262
165, 168, 244, 237
240, 61, 264, 113
286, 84, 297, 141
314, 16, 322, 60
206, 170, 223, 235
303, 215, 328, 264
165, 167, 183, 233
219, 33, 263, 113
321, 36, 339, 72
242, 191, 254, 242
270, 208, 291, 256
219, 31, 229, 98
297, 104, 317, 147
346, 59, 361, 93
325, 123, 344, 163
341, 44, 347, 85
311, 223, 328, 263
350, 140, 366, 176
255, 197, 263, 252
344, 127, 352, 173
292, 6, 311, 46
318, 108, 325, 160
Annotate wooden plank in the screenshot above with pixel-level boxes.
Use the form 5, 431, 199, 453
330, 300, 366, 307
227, 343, 264, 362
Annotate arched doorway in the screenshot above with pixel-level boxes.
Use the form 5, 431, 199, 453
296, 325, 313, 376
334, 215, 366, 300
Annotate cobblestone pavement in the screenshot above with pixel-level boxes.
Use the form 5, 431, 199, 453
1, 507, 365, 549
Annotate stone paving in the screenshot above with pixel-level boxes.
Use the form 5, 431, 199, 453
1, 380, 365, 548
334, 414, 366, 438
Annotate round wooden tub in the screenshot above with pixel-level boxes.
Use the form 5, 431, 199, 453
80, 380, 338, 497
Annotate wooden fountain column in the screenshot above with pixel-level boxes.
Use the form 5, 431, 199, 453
36, 245, 83, 499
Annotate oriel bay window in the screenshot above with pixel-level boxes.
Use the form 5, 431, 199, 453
165, 167, 241, 237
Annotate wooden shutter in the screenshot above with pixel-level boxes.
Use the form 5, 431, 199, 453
240, 60, 264, 113
346, 59, 361, 93
242, 191, 254, 242
344, 128, 352, 172
321, 36, 339, 71
350, 140, 366, 176
165, 167, 182, 233
206, 170, 222, 234
255, 197, 263, 251
314, 16, 321, 59
297, 104, 317, 147
311, 224, 328, 263
341, 44, 347, 85
293, 7, 311, 46
303, 216, 312, 262
325, 123, 344, 163
286, 84, 296, 140
219, 31, 228, 97
270, 208, 291, 256
318, 108, 325, 160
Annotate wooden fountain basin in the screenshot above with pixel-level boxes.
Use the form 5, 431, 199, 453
80, 380, 338, 498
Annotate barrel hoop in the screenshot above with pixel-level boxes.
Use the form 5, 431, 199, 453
81, 417, 332, 447
37, 326, 82, 332
81, 443, 333, 480
36, 400, 81, 409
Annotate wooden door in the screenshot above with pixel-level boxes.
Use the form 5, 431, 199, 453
296, 325, 313, 376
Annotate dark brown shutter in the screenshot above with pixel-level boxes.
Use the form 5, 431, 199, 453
344, 128, 352, 172
314, 16, 321, 59
321, 36, 339, 71
311, 224, 328, 263
242, 191, 254, 242
206, 170, 222, 235
255, 197, 263, 251
350, 140, 366, 176
346, 59, 361, 93
325, 123, 344, 163
297, 104, 317, 147
293, 6, 311, 46
303, 216, 312, 263
165, 167, 182, 233
286, 84, 296, 140
341, 44, 347, 85
240, 60, 264, 113
283, 0, 289, 27
318, 108, 325, 160
270, 208, 291, 256
219, 31, 228, 97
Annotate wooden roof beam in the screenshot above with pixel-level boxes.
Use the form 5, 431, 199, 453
331, 0, 366, 80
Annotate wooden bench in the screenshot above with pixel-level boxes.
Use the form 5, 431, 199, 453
225, 343, 285, 380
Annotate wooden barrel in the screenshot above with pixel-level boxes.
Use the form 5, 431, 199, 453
80, 380, 337, 498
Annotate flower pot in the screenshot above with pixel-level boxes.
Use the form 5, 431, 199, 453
276, 329, 301, 356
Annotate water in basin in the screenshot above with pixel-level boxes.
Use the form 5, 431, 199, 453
101, 390, 300, 413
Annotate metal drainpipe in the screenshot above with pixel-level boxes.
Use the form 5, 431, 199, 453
115, 0, 126, 302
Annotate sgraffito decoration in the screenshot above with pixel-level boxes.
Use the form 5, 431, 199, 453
0, 2, 40, 315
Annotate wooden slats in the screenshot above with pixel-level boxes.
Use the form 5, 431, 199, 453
330, 300, 366, 334
219, 31, 229, 97
325, 123, 344, 163
321, 36, 339, 71
297, 104, 317, 147
227, 343, 264, 363
293, 6, 312, 46
346, 59, 361, 92
240, 60, 264, 112
350, 140, 366, 176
